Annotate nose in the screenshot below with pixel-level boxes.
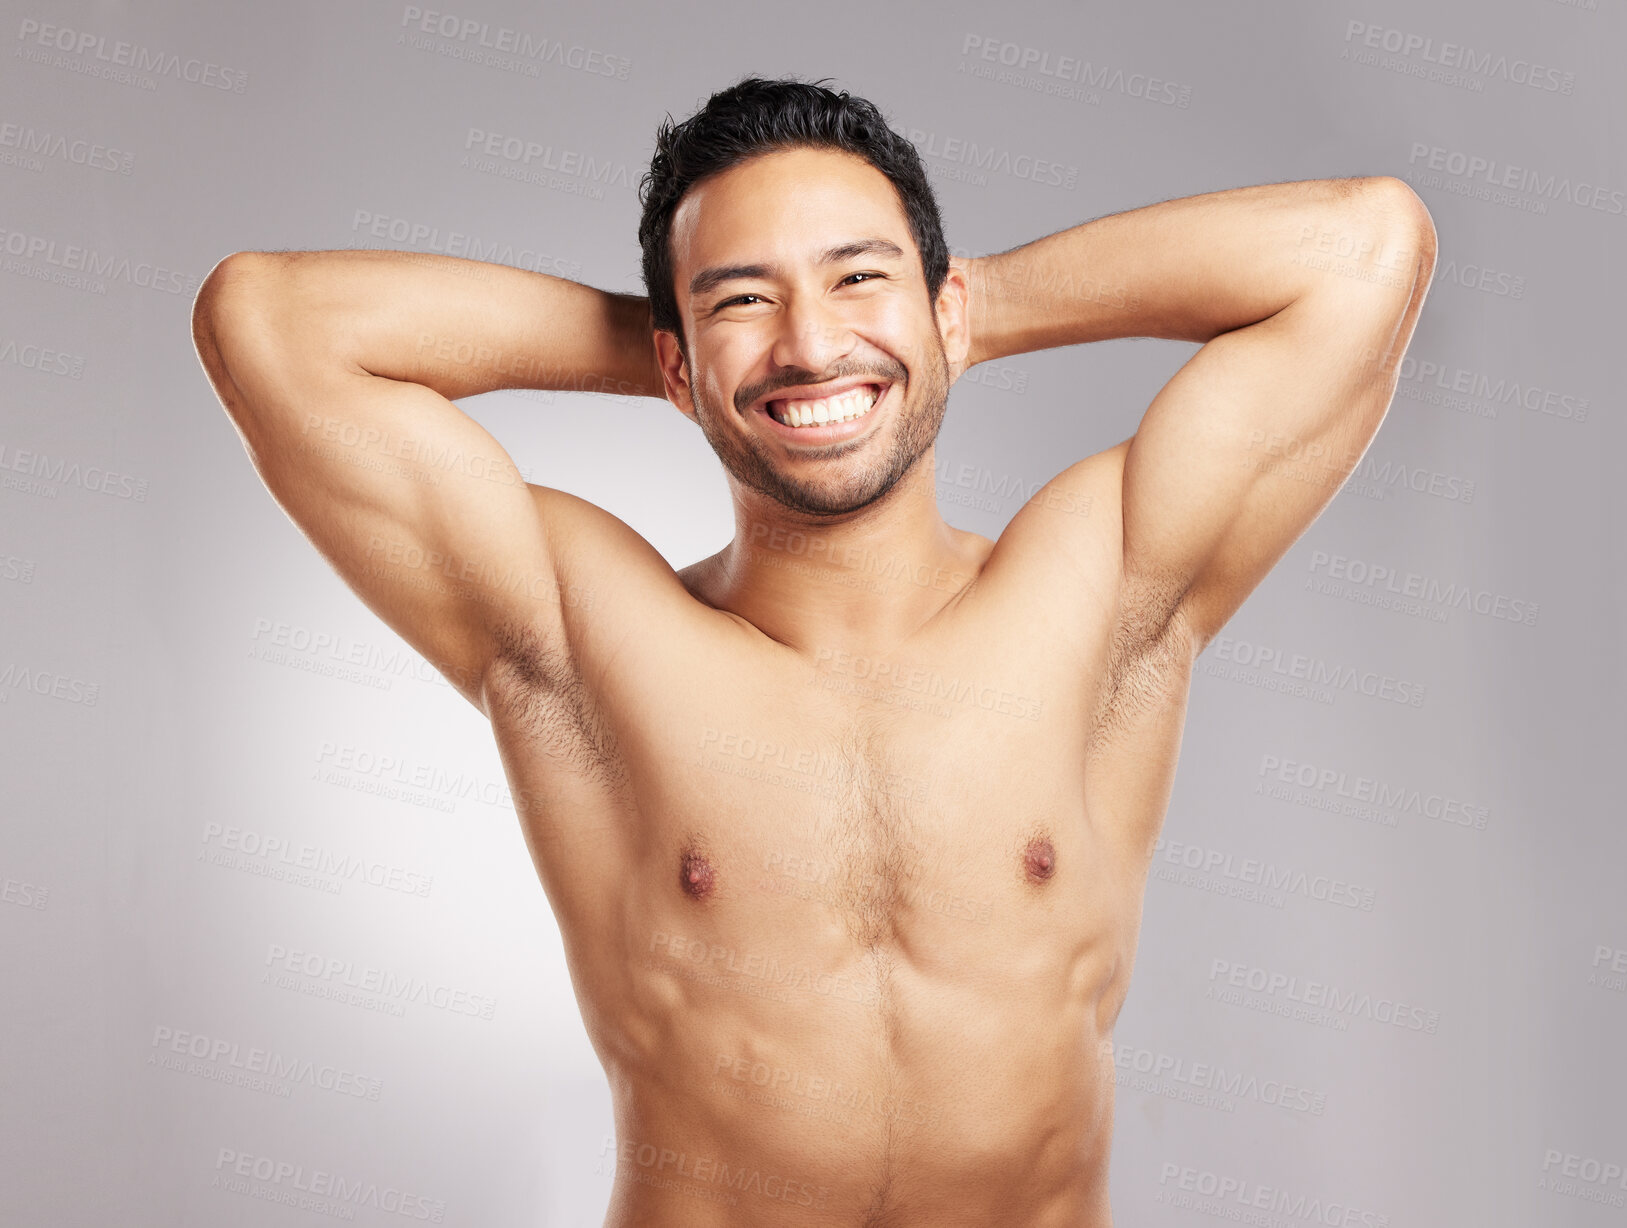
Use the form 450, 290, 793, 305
770, 292, 857, 377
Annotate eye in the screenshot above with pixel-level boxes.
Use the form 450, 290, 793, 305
841, 272, 884, 286
717, 293, 766, 308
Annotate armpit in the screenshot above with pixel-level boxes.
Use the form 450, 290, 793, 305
485, 620, 628, 791
1088, 571, 1195, 749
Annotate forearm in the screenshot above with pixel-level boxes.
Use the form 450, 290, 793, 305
201, 248, 663, 403
967, 176, 1429, 361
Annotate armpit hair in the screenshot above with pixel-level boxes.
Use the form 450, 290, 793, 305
485, 620, 629, 791
1089, 569, 1195, 750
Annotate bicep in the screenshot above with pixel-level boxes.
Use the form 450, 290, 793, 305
199, 294, 555, 709
1121, 261, 1429, 649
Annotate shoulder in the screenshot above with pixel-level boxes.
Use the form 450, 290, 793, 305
476, 483, 705, 698
520, 482, 697, 621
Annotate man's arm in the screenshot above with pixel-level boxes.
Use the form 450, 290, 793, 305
963, 176, 1436, 655
191, 249, 664, 710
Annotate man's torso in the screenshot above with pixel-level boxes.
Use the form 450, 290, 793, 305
479, 442, 1192, 1227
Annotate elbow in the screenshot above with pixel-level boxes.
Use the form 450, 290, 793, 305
191, 257, 231, 386
192, 252, 278, 423
192, 252, 283, 381
192, 251, 261, 342
1356, 176, 1438, 297
192, 252, 243, 362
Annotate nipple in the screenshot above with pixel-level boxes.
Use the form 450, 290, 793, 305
679, 848, 716, 900
1023, 835, 1056, 883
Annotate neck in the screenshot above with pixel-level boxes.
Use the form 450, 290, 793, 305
695, 448, 991, 655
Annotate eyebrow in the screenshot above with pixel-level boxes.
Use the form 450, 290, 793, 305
688, 238, 906, 299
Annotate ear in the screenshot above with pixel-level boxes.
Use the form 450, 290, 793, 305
653, 329, 698, 421
936, 259, 973, 384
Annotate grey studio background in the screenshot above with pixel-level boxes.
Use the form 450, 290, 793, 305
2, 0, 1623, 1225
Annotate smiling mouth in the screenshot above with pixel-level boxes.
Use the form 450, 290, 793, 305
764, 383, 885, 428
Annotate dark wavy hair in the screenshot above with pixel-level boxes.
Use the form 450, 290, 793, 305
638, 75, 949, 362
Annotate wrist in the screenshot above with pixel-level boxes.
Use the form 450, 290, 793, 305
949, 254, 1000, 371
964, 252, 1016, 368
606, 292, 663, 399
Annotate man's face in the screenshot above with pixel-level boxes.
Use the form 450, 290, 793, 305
655, 146, 968, 518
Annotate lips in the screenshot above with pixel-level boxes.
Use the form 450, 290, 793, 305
765, 382, 882, 427
756, 382, 891, 444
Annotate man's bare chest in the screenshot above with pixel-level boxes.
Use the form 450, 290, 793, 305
483, 616, 1164, 955
675, 677, 1088, 942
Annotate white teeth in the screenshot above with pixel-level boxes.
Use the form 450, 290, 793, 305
769, 385, 882, 428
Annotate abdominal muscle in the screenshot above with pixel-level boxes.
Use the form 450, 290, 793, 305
597, 897, 1124, 1228
502, 750, 1138, 1228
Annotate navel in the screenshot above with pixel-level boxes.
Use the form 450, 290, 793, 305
679, 847, 716, 900
1023, 834, 1056, 884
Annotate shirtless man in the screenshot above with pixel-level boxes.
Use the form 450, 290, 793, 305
191, 77, 1434, 1227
